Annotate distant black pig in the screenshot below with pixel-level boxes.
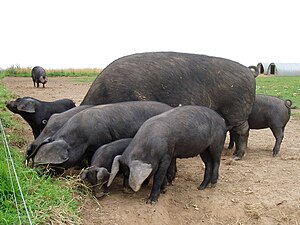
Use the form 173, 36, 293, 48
31, 66, 48, 88
29, 101, 172, 172
6, 97, 76, 138
81, 138, 132, 197
26, 105, 91, 165
228, 94, 292, 156
108, 106, 227, 204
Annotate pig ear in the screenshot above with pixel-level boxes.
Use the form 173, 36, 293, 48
129, 160, 152, 192
80, 169, 88, 180
34, 140, 69, 165
96, 167, 109, 181
107, 155, 122, 187
17, 99, 36, 113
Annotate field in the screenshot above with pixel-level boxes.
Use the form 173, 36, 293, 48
2, 65, 101, 77
1, 75, 300, 225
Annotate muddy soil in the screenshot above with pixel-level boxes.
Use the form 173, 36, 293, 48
4, 77, 300, 225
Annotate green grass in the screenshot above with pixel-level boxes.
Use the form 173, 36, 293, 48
0, 78, 82, 224
2, 65, 101, 77
256, 76, 300, 117
0, 150, 82, 224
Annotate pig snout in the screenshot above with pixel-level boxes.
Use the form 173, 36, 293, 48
5, 100, 13, 106
5, 100, 17, 111
40, 76, 48, 84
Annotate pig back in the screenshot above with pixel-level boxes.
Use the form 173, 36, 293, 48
81, 52, 256, 127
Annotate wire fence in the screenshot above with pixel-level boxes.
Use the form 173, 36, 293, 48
0, 119, 33, 225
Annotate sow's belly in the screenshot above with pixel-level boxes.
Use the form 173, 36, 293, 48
174, 144, 208, 158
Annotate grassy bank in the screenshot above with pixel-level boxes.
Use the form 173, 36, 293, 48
2, 65, 101, 77
256, 76, 300, 111
0, 77, 82, 224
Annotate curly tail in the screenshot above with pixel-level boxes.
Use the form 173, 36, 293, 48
248, 65, 259, 78
284, 99, 292, 109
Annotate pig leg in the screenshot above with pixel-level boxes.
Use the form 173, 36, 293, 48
198, 146, 222, 189
228, 130, 238, 149
270, 127, 284, 156
147, 155, 171, 204
122, 165, 133, 193
198, 149, 213, 190
232, 121, 249, 160
210, 145, 222, 188
228, 130, 234, 149
166, 158, 177, 184
160, 176, 168, 194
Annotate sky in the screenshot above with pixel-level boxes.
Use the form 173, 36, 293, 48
1, 0, 300, 69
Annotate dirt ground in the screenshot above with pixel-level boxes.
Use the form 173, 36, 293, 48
3, 77, 300, 225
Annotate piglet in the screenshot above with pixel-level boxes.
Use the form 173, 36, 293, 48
228, 94, 292, 156
81, 138, 132, 197
108, 105, 227, 204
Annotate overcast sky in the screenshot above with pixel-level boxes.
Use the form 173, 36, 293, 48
1, 0, 300, 69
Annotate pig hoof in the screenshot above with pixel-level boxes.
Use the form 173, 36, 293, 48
160, 188, 167, 194
167, 181, 173, 186
123, 187, 134, 194
232, 155, 242, 161
210, 183, 217, 188
146, 199, 157, 205
197, 185, 206, 190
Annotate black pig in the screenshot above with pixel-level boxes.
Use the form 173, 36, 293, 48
6, 97, 76, 138
32, 66, 48, 88
108, 106, 227, 204
81, 138, 132, 197
26, 105, 91, 165
30, 101, 172, 172
228, 94, 292, 156
81, 52, 256, 160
